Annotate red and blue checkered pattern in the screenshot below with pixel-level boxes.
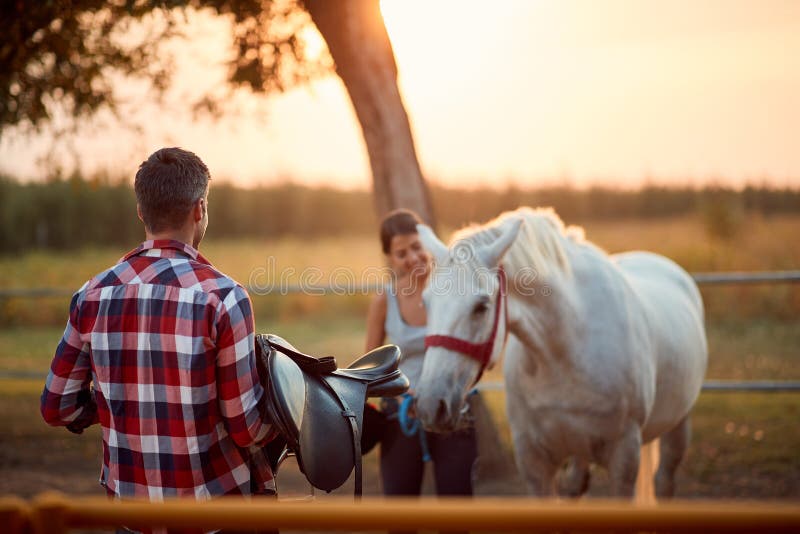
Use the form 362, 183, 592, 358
41, 240, 276, 499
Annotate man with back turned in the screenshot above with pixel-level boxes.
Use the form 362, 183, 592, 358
41, 147, 276, 507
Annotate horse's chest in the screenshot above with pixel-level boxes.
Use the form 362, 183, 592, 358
507, 377, 628, 460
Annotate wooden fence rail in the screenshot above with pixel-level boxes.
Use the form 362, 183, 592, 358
1, 493, 799, 533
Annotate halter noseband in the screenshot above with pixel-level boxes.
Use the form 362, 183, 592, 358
424, 266, 508, 383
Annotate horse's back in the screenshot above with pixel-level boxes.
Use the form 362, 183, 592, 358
613, 251, 708, 440
613, 251, 702, 314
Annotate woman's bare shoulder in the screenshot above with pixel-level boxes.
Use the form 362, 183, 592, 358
369, 292, 388, 314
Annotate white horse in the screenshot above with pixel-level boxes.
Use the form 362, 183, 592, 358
414, 207, 707, 498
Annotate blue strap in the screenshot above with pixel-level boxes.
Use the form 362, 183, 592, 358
397, 394, 417, 435
397, 393, 431, 462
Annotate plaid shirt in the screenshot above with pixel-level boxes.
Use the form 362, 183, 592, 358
41, 239, 276, 499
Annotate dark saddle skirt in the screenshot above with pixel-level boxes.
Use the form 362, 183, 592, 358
256, 334, 409, 497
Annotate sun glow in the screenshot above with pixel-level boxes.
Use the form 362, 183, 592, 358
377, 0, 800, 188
1, 2, 797, 187
379, 0, 521, 93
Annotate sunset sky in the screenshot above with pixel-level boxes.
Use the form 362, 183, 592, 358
1, 0, 798, 189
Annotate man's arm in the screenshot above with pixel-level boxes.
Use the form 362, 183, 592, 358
41, 291, 98, 432
216, 285, 276, 448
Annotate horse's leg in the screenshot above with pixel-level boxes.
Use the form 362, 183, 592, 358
504, 339, 559, 496
507, 417, 558, 496
558, 457, 590, 498
606, 425, 642, 498
635, 439, 660, 504
655, 415, 690, 498
512, 434, 559, 497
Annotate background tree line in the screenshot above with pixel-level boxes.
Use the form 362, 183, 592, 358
1, 173, 798, 254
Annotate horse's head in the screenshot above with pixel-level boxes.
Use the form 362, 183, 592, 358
414, 217, 523, 432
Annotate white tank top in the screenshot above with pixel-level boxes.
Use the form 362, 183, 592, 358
384, 286, 426, 389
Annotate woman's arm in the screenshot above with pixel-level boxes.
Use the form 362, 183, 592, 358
365, 292, 388, 352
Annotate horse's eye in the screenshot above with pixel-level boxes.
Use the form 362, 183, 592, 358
473, 301, 489, 315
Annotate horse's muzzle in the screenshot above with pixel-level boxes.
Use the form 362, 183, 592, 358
417, 394, 462, 433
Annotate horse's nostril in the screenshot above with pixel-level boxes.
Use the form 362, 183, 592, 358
435, 399, 449, 425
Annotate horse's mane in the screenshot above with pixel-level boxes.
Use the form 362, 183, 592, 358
450, 207, 586, 278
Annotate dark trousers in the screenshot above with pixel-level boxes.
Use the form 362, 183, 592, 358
380, 419, 478, 496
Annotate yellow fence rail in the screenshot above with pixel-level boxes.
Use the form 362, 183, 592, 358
1, 493, 799, 533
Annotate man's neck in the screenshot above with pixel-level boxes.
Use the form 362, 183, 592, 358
145, 229, 196, 249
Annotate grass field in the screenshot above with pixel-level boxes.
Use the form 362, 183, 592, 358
0, 213, 798, 503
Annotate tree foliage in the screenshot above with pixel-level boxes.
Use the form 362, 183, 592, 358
2, 0, 435, 225
0, 0, 328, 132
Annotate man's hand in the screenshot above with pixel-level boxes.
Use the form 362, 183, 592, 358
66, 388, 98, 434
262, 434, 288, 472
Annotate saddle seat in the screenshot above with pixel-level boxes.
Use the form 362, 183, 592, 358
334, 349, 408, 396
257, 334, 408, 497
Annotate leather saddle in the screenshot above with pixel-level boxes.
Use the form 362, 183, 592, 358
256, 334, 408, 497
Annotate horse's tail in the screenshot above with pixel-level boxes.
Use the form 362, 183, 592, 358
635, 438, 660, 503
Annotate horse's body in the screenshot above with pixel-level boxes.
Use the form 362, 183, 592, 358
415, 208, 707, 497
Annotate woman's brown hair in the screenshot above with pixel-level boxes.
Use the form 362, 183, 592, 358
379, 209, 424, 254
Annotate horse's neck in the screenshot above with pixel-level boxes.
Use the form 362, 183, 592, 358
506, 244, 585, 367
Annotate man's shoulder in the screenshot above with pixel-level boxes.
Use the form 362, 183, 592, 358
79, 259, 135, 294
191, 262, 240, 289
191, 263, 250, 301
75, 253, 250, 306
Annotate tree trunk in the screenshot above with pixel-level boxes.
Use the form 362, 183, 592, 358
304, 0, 436, 227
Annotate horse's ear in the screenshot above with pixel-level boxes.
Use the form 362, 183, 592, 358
416, 224, 449, 264
480, 217, 523, 267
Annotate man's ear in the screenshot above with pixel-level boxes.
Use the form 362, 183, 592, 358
193, 199, 204, 222
136, 204, 144, 223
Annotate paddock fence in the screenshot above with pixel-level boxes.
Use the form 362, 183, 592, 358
1, 272, 797, 532
1, 269, 798, 299
1, 493, 799, 534
2, 270, 798, 392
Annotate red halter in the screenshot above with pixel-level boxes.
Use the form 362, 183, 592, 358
424, 266, 508, 383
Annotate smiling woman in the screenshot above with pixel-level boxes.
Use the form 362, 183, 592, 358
364, 208, 480, 501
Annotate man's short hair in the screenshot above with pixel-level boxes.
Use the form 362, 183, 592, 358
134, 147, 210, 233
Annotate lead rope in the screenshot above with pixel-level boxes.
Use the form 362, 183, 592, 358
397, 393, 431, 462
